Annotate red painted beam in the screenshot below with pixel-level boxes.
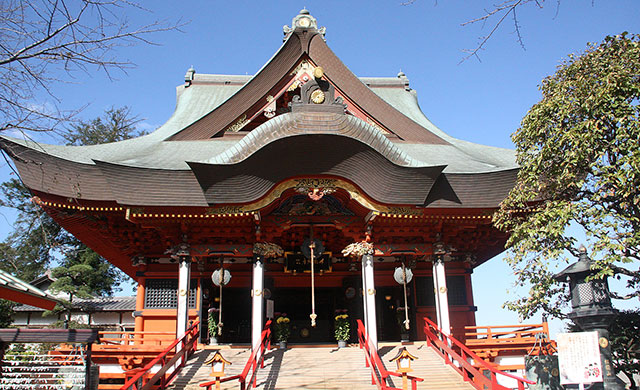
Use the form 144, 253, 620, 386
0, 287, 58, 310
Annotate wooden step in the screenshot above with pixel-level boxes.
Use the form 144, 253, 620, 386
169, 343, 477, 390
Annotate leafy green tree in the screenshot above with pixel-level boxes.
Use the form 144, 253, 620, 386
494, 33, 640, 319
0, 299, 16, 328
609, 310, 640, 389
0, 180, 71, 282
50, 245, 124, 302
0, 107, 143, 309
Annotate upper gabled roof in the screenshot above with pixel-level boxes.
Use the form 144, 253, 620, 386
166, 9, 449, 143
0, 9, 518, 210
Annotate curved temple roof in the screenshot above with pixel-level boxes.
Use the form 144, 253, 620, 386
0, 10, 517, 210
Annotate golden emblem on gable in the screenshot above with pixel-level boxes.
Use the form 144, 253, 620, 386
311, 89, 325, 104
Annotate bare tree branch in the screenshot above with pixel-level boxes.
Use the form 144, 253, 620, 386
610, 291, 640, 300
459, 0, 525, 63
0, 0, 185, 136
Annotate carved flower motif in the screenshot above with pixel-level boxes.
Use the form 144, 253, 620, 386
253, 242, 284, 258
310, 89, 325, 104
341, 241, 374, 257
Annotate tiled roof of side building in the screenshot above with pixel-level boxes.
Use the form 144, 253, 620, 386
13, 296, 136, 312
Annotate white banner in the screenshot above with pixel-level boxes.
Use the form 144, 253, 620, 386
557, 331, 603, 385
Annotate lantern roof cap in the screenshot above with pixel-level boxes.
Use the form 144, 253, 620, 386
205, 351, 232, 365
389, 347, 418, 362
553, 246, 594, 281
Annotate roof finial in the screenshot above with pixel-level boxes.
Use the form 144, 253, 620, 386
283, 9, 326, 40
184, 66, 196, 87
397, 70, 410, 91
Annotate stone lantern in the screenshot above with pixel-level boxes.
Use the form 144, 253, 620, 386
554, 246, 615, 330
554, 246, 623, 389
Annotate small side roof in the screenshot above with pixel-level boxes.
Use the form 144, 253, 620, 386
0, 269, 63, 310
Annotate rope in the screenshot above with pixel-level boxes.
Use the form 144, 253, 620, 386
402, 263, 410, 330
218, 263, 223, 336
309, 240, 317, 327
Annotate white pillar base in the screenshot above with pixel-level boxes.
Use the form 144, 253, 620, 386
177, 257, 191, 344
433, 258, 451, 335
251, 257, 265, 351
363, 254, 378, 350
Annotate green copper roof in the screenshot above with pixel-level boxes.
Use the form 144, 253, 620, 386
2, 72, 516, 174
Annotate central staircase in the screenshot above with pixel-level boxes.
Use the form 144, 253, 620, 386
169, 343, 475, 389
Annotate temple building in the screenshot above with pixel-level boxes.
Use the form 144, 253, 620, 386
1, 9, 518, 351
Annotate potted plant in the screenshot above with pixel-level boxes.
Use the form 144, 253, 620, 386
396, 307, 410, 342
273, 313, 290, 349
208, 307, 220, 345
334, 310, 350, 347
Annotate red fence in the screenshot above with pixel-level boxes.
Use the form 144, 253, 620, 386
423, 317, 535, 390
199, 319, 272, 390
121, 321, 199, 390
356, 320, 423, 390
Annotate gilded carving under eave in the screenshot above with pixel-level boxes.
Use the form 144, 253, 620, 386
225, 114, 249, 132
366, 118, 390, 135
206, 206, 245, 215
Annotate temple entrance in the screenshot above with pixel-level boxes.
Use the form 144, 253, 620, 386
377, 285, 416, 342
200, 278, 251, 344
271, 287, 340, 343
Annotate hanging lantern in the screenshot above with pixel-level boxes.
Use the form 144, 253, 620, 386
212, 269, 232, 287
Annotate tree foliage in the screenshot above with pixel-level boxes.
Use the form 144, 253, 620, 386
494, 33, 640, 319
1, 107, 142, 306
0, 179, 70, 282
0, 299, 16, 328
62, 106, 143, 145
609, 310, 640, 389
50, 244, 123, 301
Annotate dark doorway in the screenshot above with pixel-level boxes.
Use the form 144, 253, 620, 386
271, 287, 344, 343
200, 278, 251, 344
377, 284, 416, 342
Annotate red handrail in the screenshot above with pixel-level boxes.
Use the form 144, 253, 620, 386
423, 317, 535, 390
121, 320, 200, 390
199, 319, 272, 390
356, 320, 423, 390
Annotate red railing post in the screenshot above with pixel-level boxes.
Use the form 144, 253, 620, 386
253, 359, 258, 388
357, 318, 422, 390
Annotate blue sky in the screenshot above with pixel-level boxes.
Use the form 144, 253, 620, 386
1, 1, 639, 335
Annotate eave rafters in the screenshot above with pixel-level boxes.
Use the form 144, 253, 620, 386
33, 187, 505, 271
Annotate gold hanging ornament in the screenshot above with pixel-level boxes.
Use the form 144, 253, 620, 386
393, 262, 413, 331
309, 240, 317, 327
212, 265, 231, 336
302, 232, 324, 328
